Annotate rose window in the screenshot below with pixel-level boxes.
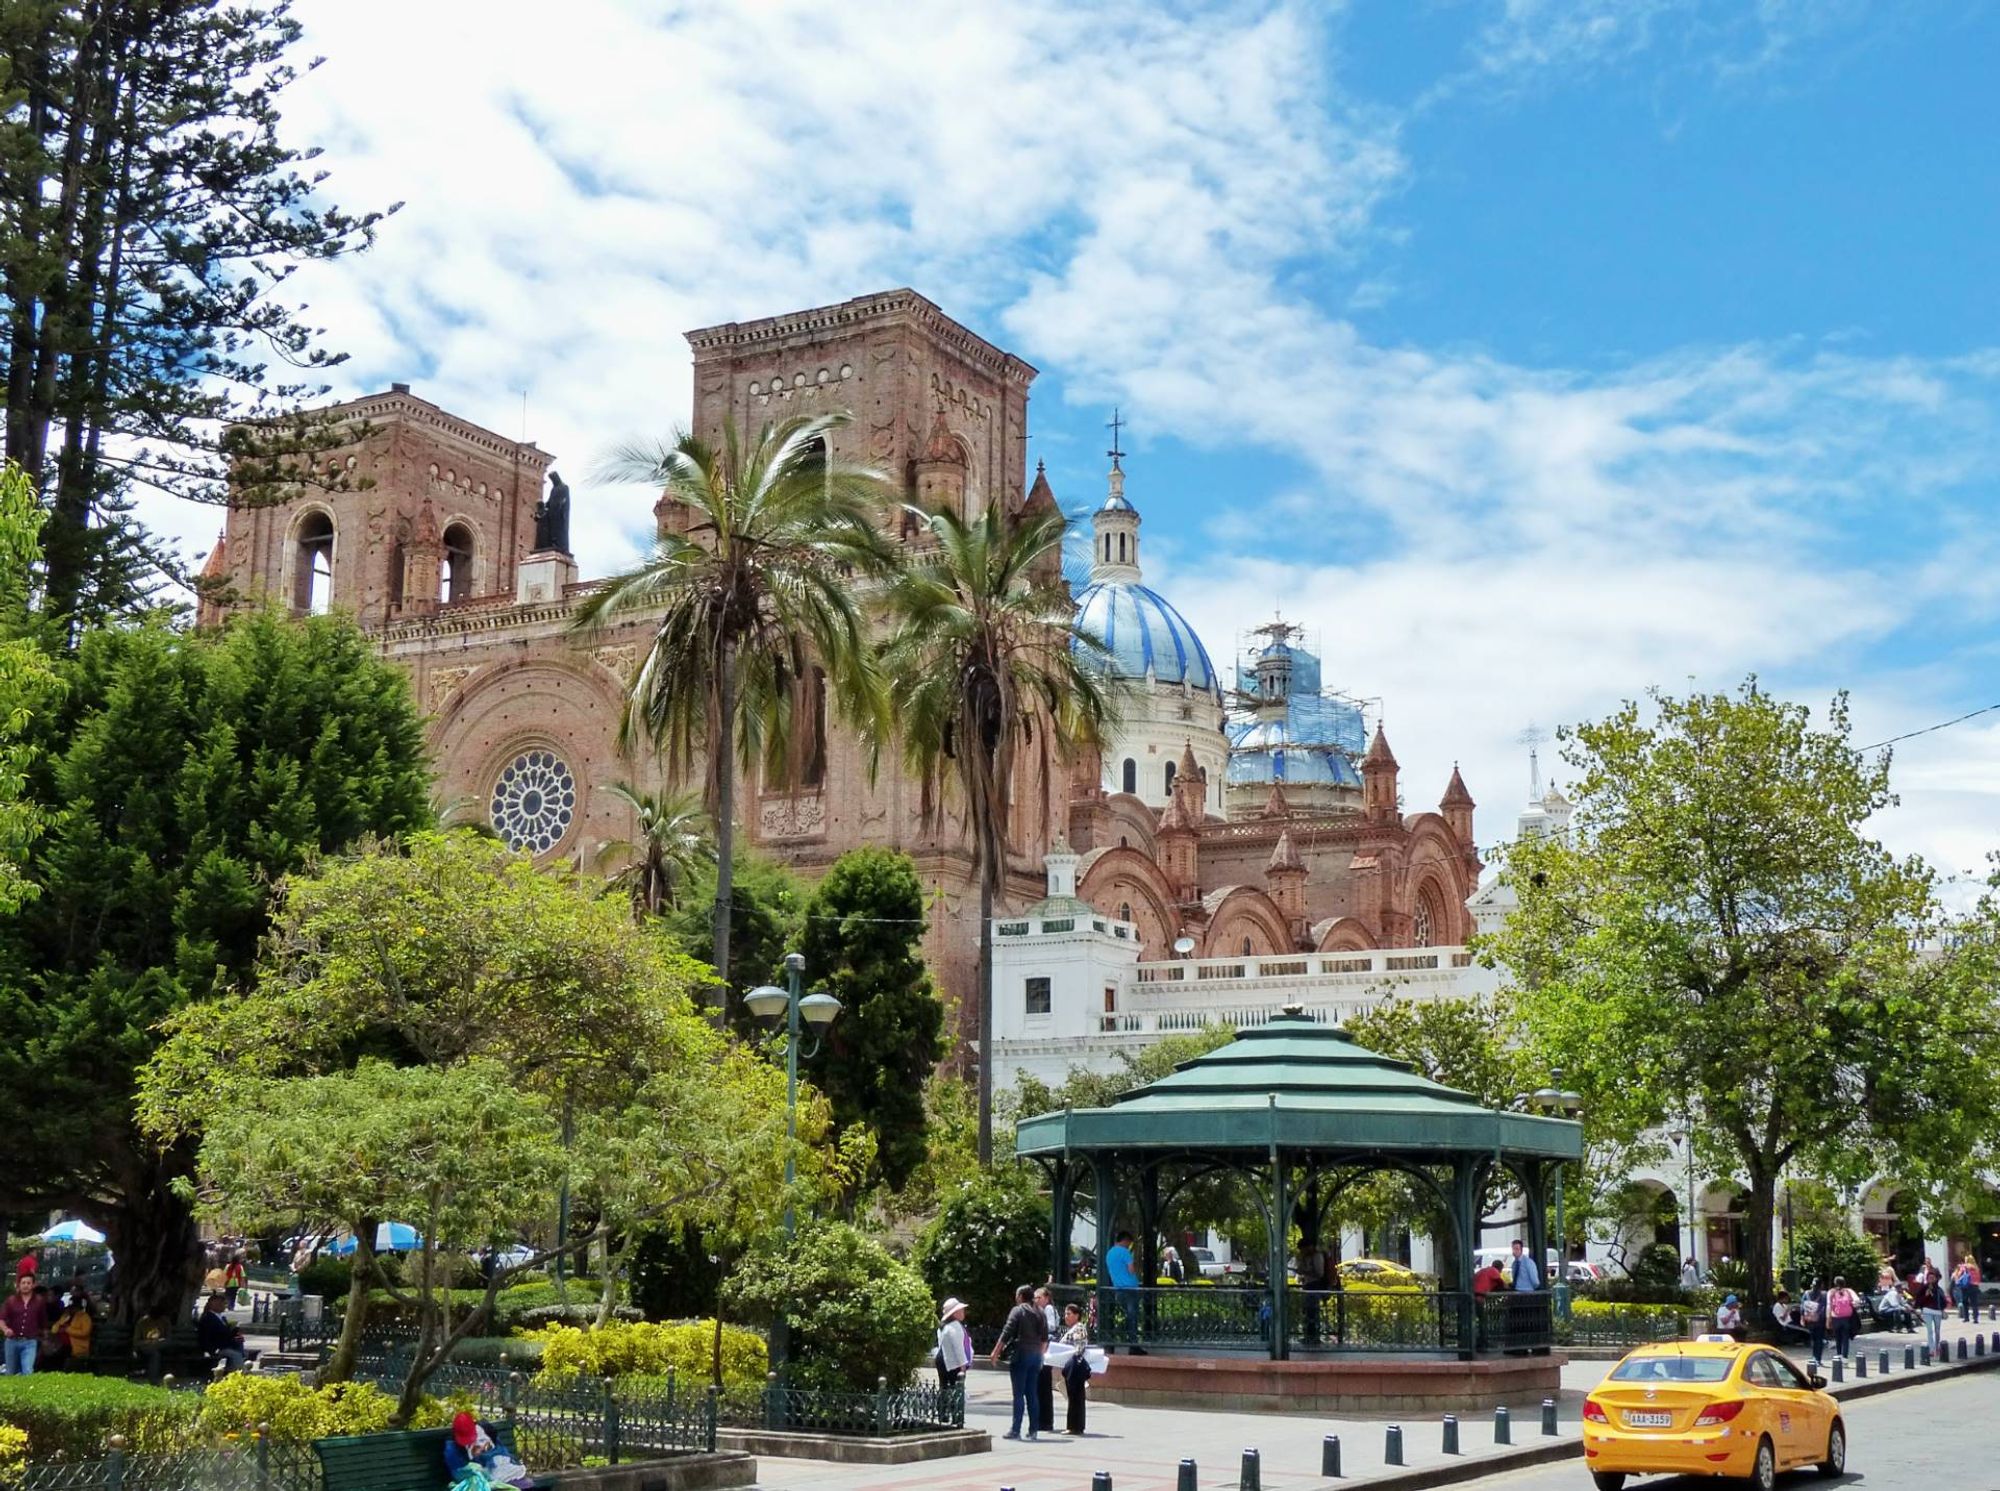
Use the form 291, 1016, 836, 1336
490, 749, 576, 854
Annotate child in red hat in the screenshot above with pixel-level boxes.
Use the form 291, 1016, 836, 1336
442, 1410, 533, 1488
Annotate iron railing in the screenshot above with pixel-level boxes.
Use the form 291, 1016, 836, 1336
1557, 1308, 1690, 1348
1050, 1283, 1556, 1356
14, 1438, 319, 1491
714, 1373, 963, 1437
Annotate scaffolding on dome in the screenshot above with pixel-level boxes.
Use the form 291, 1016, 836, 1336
1224, 618, 1377, 790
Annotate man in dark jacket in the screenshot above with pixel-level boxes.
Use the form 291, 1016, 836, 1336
1, 1270, 48, 1375
989, 1284, 1049, 1441
197, 1293, 247, 1374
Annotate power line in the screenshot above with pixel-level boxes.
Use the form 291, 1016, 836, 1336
1859, 702, 2000, 753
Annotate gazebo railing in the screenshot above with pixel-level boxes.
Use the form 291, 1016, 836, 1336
1055, 1284, 1556, 1356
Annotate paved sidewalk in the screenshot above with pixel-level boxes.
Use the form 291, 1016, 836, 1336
757, 1311, 2000, 1491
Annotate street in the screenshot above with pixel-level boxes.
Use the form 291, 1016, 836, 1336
1473, 1370, 1999, 1491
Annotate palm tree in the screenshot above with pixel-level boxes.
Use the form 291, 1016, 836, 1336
879, 499, 1119, 1164
574, 414, 894, 1012
596, 783, 713, 921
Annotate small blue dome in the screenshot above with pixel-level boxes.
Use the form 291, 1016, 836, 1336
1073, 580, 1221, 699
1099, 490, 1136, 513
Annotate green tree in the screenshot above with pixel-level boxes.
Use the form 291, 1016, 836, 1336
0, 1, 393, 620
141, 830, 822, 1411
0, 608, 428, 1323
0, 464, 59, 910
726, 1220, 934, 1392
912, 1171, 1050, 1328
1486, 680, 2000, 1327
661, 847, 805, 1035
796, 847, 945, 1191
573, 414, 894, 1009
880, 499, 1119, 1164
596, 782, 712, 921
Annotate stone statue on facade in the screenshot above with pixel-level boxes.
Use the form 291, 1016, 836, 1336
533, 471, 571, 554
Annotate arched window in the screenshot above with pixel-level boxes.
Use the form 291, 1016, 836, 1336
1411, 881, 1446, 948
1120, 758, 1136, 794
1241, 935, 1253, 956
1120, 902, 1132, 923
1117, 532, 1126, 563
1164, 760, 1177, 795
293, 512, 334, 614
441, 523, 475, 603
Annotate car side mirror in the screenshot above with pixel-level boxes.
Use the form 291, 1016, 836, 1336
1807, 1370, 1826, 1390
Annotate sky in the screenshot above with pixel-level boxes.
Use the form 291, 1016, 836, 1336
148, 0, 2000, 891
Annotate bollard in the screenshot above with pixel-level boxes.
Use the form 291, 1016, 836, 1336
1494, 1406, 1511, 1445
1905, 1346, 1916, 1371
1321, 1436, 1341, 1478
1442, 1415, 1459, 1456
1854, 1353, 1867, 1378
1920, 1344, 1930, 1367
1959, 1338, 1968, 1361
1239, 1448, 1259, 1491
1830, 1356, 1844, 1383
1384, 1426, 1404, 1467
1981, 1335, 1989, 1358
1178, 1460, 1198, 1491
1541, 1398, 1558, 1436
1093, 1474, 1113, 1491
1879, 1349, 1890, 1375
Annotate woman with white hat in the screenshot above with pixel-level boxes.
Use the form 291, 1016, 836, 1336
936, 1297, 973, 1393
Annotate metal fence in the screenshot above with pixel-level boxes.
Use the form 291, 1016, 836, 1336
15, 1439, 320, 1491
1049, 1283, 1556, 1356
349, 1348, 717, 1464
1557, 1308, 1690, 1348
714, 1374, 964, 1437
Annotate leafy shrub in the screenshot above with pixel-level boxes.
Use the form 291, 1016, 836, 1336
529, 1321, 766, 1391
1570, 1300, 1684, 1323
198, 1375, 399, 1444
1628, 1242, 1683, 1292
0, 1376, 202, 1458
1706, 1256, 1753, 1292
447, 1337, 543, 1369
727, 1222, 933, 1393
1785, 1225, 1882, 1291
912, 1173, 1048, 1329
0, 1424, 26, 1475
516, 1303, 643, 1330
341, 1280, 604, 1334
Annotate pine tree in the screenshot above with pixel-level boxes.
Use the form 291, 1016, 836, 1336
0, 0, 394, 621
0, 608, 428, 1322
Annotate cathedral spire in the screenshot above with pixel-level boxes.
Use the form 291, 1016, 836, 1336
1089, 428, 1141, 583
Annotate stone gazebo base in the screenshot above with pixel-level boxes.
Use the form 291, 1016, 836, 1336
1091, 1352, 1566, 1415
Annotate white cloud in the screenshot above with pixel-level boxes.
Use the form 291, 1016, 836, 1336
131, 0, 1997, 884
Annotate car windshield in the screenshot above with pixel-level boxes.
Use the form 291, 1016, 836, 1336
1610, 1356, 1735, 1383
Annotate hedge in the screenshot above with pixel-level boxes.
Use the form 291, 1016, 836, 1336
339, 1280, 604, 1334
529, 1321, 766, 1391
196, 1375, 456, 1444
0, 1376, 202, 1459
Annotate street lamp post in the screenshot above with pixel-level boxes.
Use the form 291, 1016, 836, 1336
745, 953, 841, 1366
1529, 1080, 1584, 1321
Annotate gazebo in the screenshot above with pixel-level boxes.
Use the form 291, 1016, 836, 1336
1013, 1009, 1583, 1407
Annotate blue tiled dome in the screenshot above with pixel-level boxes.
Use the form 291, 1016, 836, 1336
1073, 580, 1222, 700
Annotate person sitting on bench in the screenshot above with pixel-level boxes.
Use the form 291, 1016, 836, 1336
197, 1293, 247, 1373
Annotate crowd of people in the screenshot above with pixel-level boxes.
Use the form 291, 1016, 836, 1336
1744, 1254, 1982, 1366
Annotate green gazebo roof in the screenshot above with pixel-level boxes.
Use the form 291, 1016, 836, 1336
1013, 1010, 1582, 1161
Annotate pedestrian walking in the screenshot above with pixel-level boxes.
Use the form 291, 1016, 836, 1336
935, 1298, 972, 1394
1913, 1264, 1946, 1356
990, 1284, 1049, 1441
1680, 1255, 1701, 1289
1799, 1279, 1828, 1366
1034, 1286, 1059, 1433
1952, 1255, 1982, 1321
1827, 1276, 1861, 1359
1058, 1302, 1092, 1435
223, 1252, 246, 1311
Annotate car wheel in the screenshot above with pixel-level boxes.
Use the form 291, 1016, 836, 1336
1751, 1437, 1777, 1491
1818, 1420, 1846, 1476
1590, 1474, 1626, 1491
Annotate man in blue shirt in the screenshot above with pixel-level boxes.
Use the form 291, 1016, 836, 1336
1510, 1238, 1542, 1292
1105, 1231, 1143, 1351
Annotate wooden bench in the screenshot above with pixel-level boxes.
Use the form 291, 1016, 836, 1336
315, 1424, 555, 1491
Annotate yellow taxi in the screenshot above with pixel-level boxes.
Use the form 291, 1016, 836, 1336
1581, 1336, 1844, 1491
1336, 1257, 1422, 1288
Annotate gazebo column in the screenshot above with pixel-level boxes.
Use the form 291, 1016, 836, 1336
1522, 1160, 1551, 1284
1450, 1158, 1480, 1358
1050, 1159, 1075, 1284
1140, 1166, 1161, 1341
1268, 1154, 1290, 1361
1092, 1153, 1119, 1346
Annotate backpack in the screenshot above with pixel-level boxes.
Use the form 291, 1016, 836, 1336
1799, 1295, 1822, 1325
1829, 1289, 1855, 1319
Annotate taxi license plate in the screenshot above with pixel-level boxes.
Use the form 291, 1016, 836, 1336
1624, 1411, 1672, 1428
